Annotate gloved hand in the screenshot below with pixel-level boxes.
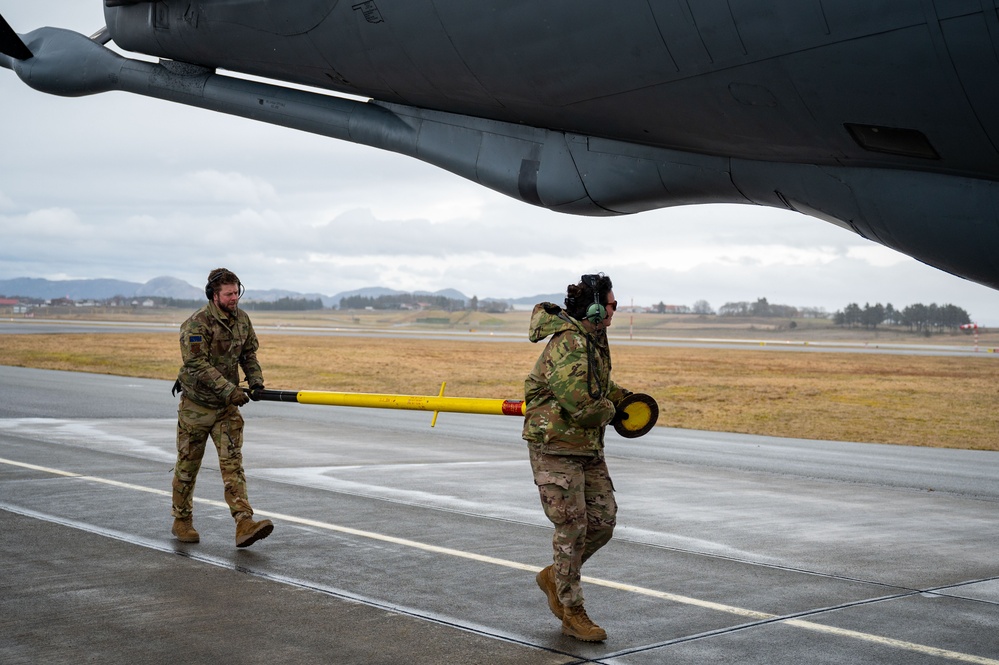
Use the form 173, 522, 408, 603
611, 408, 629, 425
611, 388, 634, 424
228, 388, 250, 407
248, 384, 265, 401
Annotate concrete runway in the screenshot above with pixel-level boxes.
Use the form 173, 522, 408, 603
0, 365, 996, 664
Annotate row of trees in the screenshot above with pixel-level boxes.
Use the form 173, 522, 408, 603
338, 293, 467, 311
833, 302, 971, 331
649, 300, 714, 315
241, 297, 324, 311
1, 292, 975, 332
467, 296, 510, 313
715, 297, 828, 319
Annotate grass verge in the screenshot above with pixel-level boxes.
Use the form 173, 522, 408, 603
1, 332, 996, 450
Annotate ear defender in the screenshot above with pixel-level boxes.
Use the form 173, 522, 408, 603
205, 272, 221, 301
583, 274, 606, 324
204, 269, 243, 301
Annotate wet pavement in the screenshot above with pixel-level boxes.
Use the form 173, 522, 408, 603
1, 365, 996, 664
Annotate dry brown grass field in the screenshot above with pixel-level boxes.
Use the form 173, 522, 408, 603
2, 308, 998, 451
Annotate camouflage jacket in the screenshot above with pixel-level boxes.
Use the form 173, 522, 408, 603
522, 302, 629, 455
175, 301, 263, 409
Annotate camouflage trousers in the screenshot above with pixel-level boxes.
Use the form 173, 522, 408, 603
172, 395, 253, 521
529, 449, 617, 608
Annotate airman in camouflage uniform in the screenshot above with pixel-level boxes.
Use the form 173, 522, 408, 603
170, 268, 274, 548
523, 274, 630, 642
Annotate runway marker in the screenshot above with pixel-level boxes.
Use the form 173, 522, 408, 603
2, 455, 996, 665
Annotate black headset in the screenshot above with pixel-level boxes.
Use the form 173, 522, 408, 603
205, 270, 244, 301
583, 273, 606, 324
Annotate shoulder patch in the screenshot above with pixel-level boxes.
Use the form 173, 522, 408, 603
188, 335, 203, 343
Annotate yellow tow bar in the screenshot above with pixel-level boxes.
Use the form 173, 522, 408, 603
248, 382, 524, 427
245, 384, 658, 437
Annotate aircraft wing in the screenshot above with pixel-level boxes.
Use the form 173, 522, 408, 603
4, 3, 999, 291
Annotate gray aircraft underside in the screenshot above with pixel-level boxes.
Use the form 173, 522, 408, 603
3, 1, 999, 290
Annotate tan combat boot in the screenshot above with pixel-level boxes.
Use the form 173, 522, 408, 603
235, 516, 274, 548
171, 517, 200, 543
535, 565, 564, 620
561, 605, 607, 642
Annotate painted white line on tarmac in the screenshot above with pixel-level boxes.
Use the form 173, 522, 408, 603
3, 455, 996, 665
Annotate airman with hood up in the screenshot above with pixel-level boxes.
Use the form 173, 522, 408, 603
523, 273, 631, 643
522, 301, 630, 455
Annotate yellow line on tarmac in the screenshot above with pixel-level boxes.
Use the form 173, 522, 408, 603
3, 456, 996, 665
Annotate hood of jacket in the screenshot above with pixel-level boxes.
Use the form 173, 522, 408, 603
528, 302, 585, 343
522, 301, 621, 454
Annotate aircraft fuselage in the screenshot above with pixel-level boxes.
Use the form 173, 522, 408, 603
5, 2, 999, 291
106, 1, 999, 183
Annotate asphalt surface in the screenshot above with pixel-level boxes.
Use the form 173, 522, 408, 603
0, 365, 997, 664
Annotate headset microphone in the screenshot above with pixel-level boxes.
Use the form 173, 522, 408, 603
583, 273, 606, 324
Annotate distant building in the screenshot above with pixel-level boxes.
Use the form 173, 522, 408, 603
0, 298, 21, 315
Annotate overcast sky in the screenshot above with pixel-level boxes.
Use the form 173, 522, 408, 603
3, 3, 999, 323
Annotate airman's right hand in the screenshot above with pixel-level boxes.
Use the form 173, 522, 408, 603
228, 388, 250, 407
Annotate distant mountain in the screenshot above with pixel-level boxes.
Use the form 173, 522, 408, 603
415, 288, 468, 302
329, 286, 407, 306
328, 287, 473, 308
0, 277, 143, 300
244, 288, 328, 304
0, 275, 566, 309
508, 293, 564, 308
0, 276, 492, 309
135, 276, 203, 300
